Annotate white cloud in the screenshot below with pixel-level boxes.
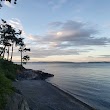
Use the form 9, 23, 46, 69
8, 18, 27, 38
8, 18, 23, 30
4, 1, 14, 8
7, 19, 110, 60
26, 20, 110, 58
26, 48, 89, 58
42, 20, 110, 46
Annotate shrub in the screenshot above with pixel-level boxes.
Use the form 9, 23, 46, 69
0, 73, 13, 110
0, 59, 22, 109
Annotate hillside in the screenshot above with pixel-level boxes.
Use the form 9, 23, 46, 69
0, 59, 22, 110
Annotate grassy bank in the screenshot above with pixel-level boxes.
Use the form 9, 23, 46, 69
0, 59, 22, 110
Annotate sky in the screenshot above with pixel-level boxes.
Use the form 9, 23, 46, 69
0, 0, 110, 62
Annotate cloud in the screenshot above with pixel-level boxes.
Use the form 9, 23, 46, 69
98, 55, 110, 58
4, 1, 14, 8
8, 18, 34, 47
8, 18, 27, 38
48, 0, 68, 10
8, 18, 23, 30
26, 48, 90, 58
25, 20, 110, 58
7, 19, 110, 59
48, 21, 63, 28
37, 20, 110, 47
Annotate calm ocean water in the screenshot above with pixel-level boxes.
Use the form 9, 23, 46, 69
24, 62, 110, 110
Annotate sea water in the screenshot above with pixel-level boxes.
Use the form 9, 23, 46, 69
24, 62, 110, 110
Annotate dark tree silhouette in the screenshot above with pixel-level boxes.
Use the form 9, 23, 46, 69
10, 30, 22, 61
22, 55, 30, 64
0, 19, 22, 60
0, 0, 17, 8
0, 47, 4, 57
0, 19, 30, 65
6, 42, 11, 60
19, 40, 30, 66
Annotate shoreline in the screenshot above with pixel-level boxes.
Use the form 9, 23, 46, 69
46, 81, 96, 110
14, 68, 96, 110
14, 78, 96, 110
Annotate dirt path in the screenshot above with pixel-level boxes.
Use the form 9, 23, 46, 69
14, 80, 95, 110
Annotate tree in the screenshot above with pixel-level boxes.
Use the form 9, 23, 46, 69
0, 20, 12, 58
10, 30, 22, 61
2, 42, 11, 60
22, 55, 30, 64
19, 40, 30, 66
6, 42, 11, 60
1, 41, 10, 58
0, 19, 22, 61
0, 0, 17, 8
0, 19, 30, 65
0, 47, 4, 57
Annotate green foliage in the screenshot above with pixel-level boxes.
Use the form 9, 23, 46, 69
0, 73, 13, 110
0, 59, 22, 109
0, 18, 30, 109
0, 59, 17, 80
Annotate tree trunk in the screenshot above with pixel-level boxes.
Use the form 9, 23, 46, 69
10, 44, 13, 61
7, 46, 10, 60
21, 50, 22, 66
0, 49, 4, 57
2, 46, 6, 58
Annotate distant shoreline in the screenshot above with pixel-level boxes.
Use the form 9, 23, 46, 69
15, 61, 110, 63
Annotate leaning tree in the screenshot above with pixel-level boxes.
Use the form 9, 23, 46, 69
0, 19, 22, 61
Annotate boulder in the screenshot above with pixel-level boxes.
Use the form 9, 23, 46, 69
5, 93, 30, 110
17, 69, 54, 80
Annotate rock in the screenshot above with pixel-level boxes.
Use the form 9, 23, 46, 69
5, 93, 30, 110
17, 69, 54, 80
32, 70, 54, 80
17, 69, 38, 80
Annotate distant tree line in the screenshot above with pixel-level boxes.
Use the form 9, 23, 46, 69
0, 19, 30, 66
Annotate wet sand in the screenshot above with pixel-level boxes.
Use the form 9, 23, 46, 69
14, 80, 95, 110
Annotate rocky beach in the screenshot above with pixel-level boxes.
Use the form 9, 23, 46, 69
12, 69, 95, 110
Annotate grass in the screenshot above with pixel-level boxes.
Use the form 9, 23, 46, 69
0, 58, 22, 110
